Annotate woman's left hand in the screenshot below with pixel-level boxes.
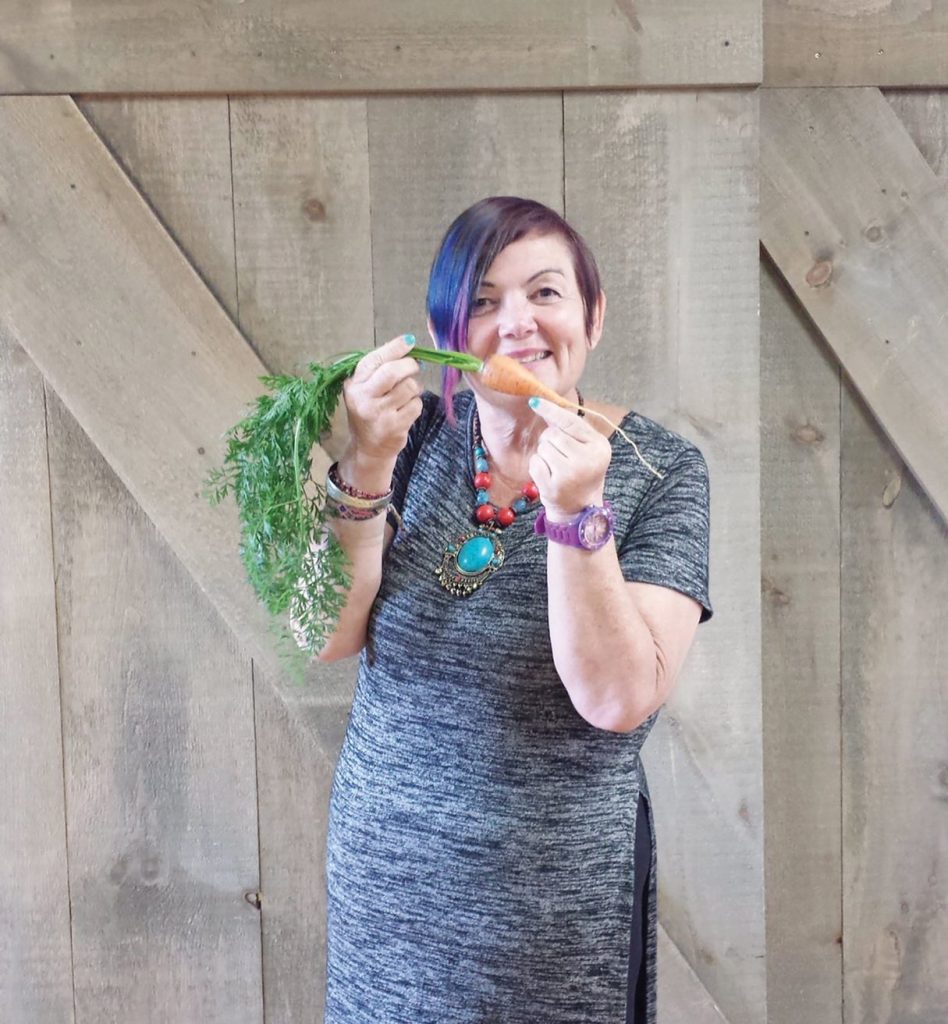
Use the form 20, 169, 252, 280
527, 397, 613, 520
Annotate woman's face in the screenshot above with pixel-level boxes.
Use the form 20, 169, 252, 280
461, 231, 605, 409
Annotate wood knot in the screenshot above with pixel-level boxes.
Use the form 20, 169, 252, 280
933, 762, 948, 801
302, 197, 327, 222
792, 421, 824, 445
881, 473, 902, 508
805, 261, 833, 288
761, 576, 790, 606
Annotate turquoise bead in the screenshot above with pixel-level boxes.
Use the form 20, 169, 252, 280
476, 488, 490, 504
474, 446, 486, 458
457, 535, 495, 574
512, 497, 528, 513
475, 458, 489, 473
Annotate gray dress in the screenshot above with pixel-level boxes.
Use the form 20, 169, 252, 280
325, 388, 713, 1024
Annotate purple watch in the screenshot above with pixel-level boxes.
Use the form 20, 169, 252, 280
534, 502, 615, 551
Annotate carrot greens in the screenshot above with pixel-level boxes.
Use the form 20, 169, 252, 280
205, 346, 482, 675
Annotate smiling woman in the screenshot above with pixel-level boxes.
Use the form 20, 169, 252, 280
317, 196, 714, 1024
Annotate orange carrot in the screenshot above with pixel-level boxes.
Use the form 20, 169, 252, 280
477, 353, 665, 480
478, 354, 575, 410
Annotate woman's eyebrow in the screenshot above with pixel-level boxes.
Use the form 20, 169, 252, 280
479, 268, 566, 288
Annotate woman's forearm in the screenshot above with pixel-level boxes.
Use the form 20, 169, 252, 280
292, 448, 396, 662
545, 540, 658, 733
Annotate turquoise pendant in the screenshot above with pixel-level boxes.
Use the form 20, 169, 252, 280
435, 528, 505, 596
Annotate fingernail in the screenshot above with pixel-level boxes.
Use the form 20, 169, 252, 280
528, 396, 540, 410
405, 333, 416, 346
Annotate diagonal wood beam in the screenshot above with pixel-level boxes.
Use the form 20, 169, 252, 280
0, 94, 332, 704
761, 87, 948, 525
657, 923, 731, 1023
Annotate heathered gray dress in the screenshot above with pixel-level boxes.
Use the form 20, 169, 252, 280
325, 388, 713, 1024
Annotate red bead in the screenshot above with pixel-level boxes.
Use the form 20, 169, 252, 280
474, 471, 492, 489
522, 481, 540, 501
475, 504, 496, 523
497, 506, 516, 527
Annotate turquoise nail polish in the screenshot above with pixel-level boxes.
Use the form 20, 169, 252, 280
528, 396, 540, 410
405, 333, 416, 346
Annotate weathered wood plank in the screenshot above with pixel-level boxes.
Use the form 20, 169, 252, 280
657, 925, 730, 1024
228, 96, 376, 1022
79, 97, 240, 323
840, 376, 948, 1021
565, 91, 762, 1024
367, 93, 564, 396
760, 87, 948, 525
764, 1, 948, 86
0, 336, 74, 1023
760, 261, 842, 1024
0, 94, 321, 700
1, 1, 761, 93
885, 90, 948, 177
45, 389, 262, 1023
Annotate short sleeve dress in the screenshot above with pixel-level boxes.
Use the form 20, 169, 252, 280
324, 388, 713, 1024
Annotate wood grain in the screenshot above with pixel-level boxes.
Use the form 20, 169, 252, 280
0, 94, 311, 694
840, 373, 948, 1021
760, 87, 948, 524
760, 261, 843, 1024
228, 96, 377, 1023
0, 336, 75, 1023
45, 389, 262, 1022
367, 92, 564, 396
885, 90, 948, 177
566, 90, 763, 1024
765, 1, 948, 86
79, 97, 240, 323
2, 0, 760, 93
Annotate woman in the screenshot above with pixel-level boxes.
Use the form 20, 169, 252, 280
315, 197, 713, 1024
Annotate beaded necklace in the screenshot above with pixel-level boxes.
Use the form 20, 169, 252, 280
435, 389, 584, 596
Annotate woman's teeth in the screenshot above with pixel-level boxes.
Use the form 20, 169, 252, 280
518, 352, 549, 364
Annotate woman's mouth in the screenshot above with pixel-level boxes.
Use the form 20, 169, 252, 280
515, 351, 551, 365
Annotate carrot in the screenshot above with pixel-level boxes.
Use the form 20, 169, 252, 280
478, 353, 575, 410
477, 354, 665, 480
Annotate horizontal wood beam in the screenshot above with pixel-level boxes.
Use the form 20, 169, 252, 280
764, 1, 948, 86
1, 1, 760, 92
761, 87, 948, 525
0, 94, 332, 707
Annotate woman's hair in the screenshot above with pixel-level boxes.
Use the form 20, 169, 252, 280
426, 196, 602, 425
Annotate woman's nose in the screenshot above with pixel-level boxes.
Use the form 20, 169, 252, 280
496, 295, 536, 338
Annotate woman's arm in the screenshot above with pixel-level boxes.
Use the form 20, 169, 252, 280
527, 396, 707, 732
290, 334, 421, 660
545, 543, 702, 732
295, 449, 398, 662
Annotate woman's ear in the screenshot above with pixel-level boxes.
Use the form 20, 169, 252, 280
587, 290, 606, 350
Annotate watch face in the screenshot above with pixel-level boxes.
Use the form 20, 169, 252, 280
579, 510, 611, 548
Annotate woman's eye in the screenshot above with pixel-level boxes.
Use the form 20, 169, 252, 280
471, 297, 494, 312
535, 287, 561, 299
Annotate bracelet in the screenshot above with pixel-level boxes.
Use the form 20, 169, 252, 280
326, 462, 392, 510
325, 494, 388, 521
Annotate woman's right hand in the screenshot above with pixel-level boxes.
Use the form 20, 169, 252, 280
341, 334, 423, 465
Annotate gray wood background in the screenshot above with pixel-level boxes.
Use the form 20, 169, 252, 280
2, 6, 947, 1024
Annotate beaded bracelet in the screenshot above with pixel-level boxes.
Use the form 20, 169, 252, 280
326, 462, 392, 510
325, 494, 388, 521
